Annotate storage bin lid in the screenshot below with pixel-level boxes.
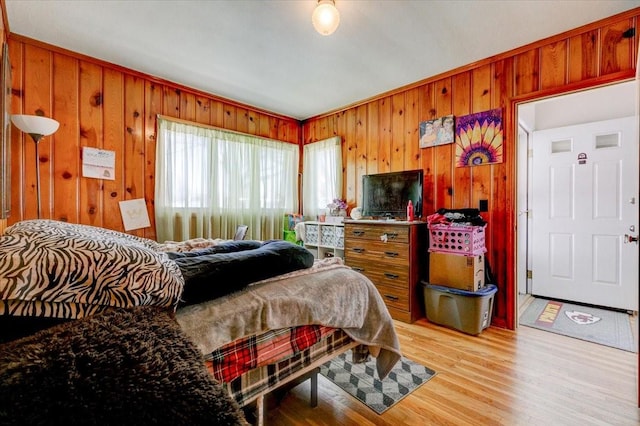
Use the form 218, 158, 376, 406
422, 282, 497, 297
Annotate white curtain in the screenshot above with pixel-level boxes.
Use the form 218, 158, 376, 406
302, 136, 342, 219
155, 117, 299, 243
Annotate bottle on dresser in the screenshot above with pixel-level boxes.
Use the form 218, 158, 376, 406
406, 200, 414, 222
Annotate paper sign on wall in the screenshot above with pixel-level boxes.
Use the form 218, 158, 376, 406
119, 198, 151, 231
82, 147, 116, 180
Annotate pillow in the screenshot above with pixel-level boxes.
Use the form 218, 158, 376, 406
170, 239, 315, 306
0, 307, 248, 426
0, 220, 184, 321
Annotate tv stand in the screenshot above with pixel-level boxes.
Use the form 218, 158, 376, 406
343, 220, 427, 323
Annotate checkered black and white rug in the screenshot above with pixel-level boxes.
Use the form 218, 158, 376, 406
319, 352, 436, 414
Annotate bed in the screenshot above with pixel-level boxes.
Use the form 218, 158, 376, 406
0, 219, 401, 423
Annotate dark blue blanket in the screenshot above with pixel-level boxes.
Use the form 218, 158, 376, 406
168, 240, 314, 307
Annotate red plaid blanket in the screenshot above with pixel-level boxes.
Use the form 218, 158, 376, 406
206, 325, 336, 383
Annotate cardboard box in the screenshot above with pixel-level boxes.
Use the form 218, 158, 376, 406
429, 252, 485, 292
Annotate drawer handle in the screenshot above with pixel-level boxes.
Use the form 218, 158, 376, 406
351, 266, 364, 273
352, 230, 365, 236
384, 273, 399, 280
384, 294, 399, 301
387, 232, 399, 239
352, 247, 365, 253
384, 251, 399, 257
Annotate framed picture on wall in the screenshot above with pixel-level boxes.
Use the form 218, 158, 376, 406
454, 108, 503, 167
0, 42, 11, 219
419, 114, 455, 148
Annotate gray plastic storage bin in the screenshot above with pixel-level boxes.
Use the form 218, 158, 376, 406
422, 282, 497, 335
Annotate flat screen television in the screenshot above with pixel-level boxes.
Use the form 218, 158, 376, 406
361, 169, 423, 219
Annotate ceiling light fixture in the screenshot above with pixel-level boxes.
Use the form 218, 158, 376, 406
312, 0, 340, 36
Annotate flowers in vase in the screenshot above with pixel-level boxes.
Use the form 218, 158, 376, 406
327, 198, 347, 216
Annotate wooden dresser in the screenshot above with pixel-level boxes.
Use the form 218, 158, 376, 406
343, 220, 427, 323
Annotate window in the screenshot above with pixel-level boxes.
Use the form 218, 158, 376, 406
302, 136, 342, 219
155, 117, 299, 242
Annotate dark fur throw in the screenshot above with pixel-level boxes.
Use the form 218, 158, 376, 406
0, 307, 248, 426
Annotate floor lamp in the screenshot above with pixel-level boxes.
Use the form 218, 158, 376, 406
11, 114, 60, 219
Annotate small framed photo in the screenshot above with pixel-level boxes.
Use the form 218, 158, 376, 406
419, 115, 454, 148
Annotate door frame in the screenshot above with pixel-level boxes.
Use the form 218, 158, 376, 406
516, 123, 532, 301
508, 73, 639, 406
506, 72, 637, 329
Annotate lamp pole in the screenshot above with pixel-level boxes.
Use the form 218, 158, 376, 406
30, 133, 44, 219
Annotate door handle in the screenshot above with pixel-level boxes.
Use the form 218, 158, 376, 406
624, 234, 638, 244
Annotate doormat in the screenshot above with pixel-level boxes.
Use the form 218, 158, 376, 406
520, 298, 636, 352
319, 352, 436, 414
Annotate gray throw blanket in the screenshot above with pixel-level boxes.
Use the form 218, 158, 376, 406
176, 259, 402, 379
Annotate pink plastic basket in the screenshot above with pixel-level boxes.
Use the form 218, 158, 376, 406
428, 224, 487, 255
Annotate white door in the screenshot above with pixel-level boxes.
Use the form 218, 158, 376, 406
531, 117, 639, 311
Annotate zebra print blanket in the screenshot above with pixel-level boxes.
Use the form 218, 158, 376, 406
0, 220, 184, 320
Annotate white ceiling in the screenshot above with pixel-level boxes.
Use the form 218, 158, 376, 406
5, 0, 640, 120
518, 81, 637, 131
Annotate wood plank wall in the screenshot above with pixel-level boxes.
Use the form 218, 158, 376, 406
0, 1, 7, 235
6, 35, 301, 241
4, 8, 639, 329
301, 9, 640, 328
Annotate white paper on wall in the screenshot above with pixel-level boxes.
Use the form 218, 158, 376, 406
119, 198, 151, 231
82, 147, 116, 180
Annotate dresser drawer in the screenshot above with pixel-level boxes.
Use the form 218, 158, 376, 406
345, 240, 409, 265
344, 224, 409, 243
372, 283, 410, 311
347, 259, 409, 289
344, 221, 426, 323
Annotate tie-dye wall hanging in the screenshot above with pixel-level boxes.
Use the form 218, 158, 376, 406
454, 108, 503, 167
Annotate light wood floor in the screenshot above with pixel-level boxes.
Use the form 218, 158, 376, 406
264, 319, 639, 425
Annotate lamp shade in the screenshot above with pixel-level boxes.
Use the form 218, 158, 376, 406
312, 0, 340, 36
11, 115, 60, 137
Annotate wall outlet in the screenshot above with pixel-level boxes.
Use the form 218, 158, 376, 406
479, 199, 488, 212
